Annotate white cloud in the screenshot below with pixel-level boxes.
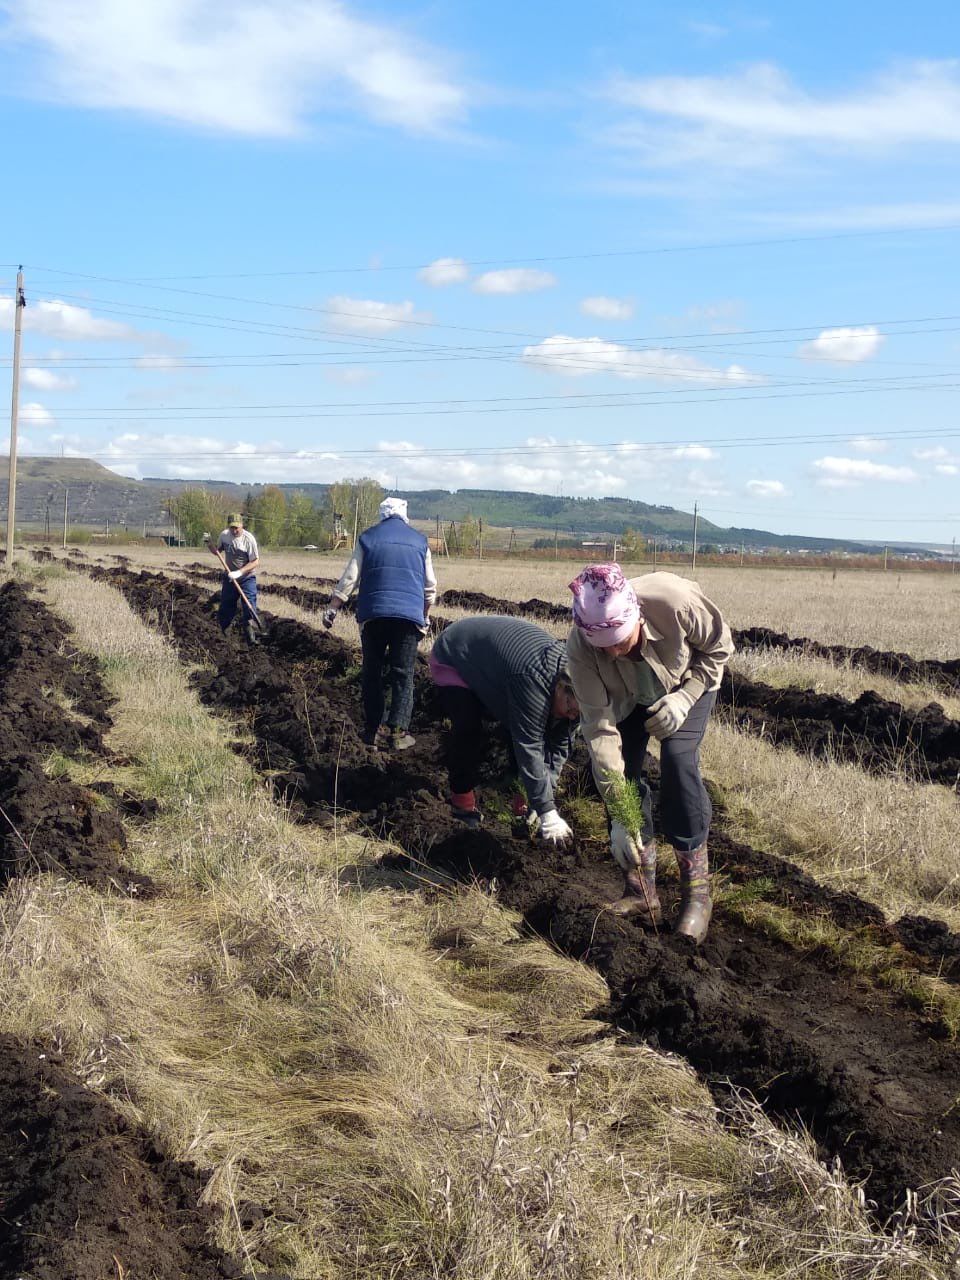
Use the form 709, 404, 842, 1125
2, 0, 466, 136
324, 296, 431, 333
849, 435, 890, 454
800, 326, 885, 363
580, 295, 634, 321
85, 430, 729, 499
812, 456, 918, 488
0, 295, 149, 342
418, 257, 469, 287
603, 61, 960, 171
936, 463, 959, 476
751, 200, 960, 231
746, 479, 787, 498
19, 402, 55, 427
522, 334, 759, 383
472, 268, 557, 295
23, 367, 76, 390
913, 446, 952, 460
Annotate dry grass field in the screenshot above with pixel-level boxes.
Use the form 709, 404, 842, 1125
3, 546, 960, 1278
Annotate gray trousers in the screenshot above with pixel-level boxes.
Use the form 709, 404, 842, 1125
618, 690, 716, 852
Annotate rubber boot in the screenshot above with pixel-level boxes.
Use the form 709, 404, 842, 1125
674, 842, 712, 943
607, 840, 662, 922
244, 619, 261, 646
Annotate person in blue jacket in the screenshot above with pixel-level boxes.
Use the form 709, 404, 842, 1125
322, 497, 436, 750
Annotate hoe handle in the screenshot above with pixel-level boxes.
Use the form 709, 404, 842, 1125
212, 545, 263, 627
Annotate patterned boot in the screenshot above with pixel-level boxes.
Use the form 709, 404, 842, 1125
675, 843, 712, 943
607, 840, 662, 923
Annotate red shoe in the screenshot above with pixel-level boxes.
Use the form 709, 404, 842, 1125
450, 790, 482, 830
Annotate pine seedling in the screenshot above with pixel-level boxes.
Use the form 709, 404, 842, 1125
602, 771, 646, 836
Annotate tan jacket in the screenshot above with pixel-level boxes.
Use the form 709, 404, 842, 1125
566, 572, 734, 786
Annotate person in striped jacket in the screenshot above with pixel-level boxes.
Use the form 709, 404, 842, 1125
430, 616, 580, 841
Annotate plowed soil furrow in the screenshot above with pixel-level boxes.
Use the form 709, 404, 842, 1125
0, 581, 151, 894
0, 1034, 260, 1280
719, 671, 960, 789
74, 563, 960, 1215
736, 625, 960, 695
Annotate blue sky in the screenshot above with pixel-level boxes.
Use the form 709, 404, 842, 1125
1, 0, 959, 542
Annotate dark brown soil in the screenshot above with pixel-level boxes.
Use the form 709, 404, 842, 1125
736, 625, 960, 696
0, 581, 151, 893
719, 672, 960, 789
0, 1033, 271, 1280
83, 563, 960, 1217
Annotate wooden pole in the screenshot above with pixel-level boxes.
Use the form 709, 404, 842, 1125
5, 268, 25, 566
478, 516, 483, 560
62, 489, 68, 548
691, 502, 699, 571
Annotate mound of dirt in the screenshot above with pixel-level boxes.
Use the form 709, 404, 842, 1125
0, 1034, 265, 1280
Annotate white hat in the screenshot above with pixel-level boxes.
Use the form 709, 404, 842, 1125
379, 497, 409, 522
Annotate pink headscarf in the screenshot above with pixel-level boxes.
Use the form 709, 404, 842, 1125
569, 563, 641, 649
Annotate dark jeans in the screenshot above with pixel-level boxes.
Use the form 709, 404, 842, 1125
218, 574, 257, 635
360, 617, 421, 733
440, 686, 489, 794
619, 690, 717, 851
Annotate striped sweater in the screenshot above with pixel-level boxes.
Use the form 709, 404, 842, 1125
432, 616, 573, 814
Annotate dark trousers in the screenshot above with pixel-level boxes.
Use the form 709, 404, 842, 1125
360, 618, 421, 732
440, 686, 488, 794
619, 690, 716, 851
218, 574, 257, 636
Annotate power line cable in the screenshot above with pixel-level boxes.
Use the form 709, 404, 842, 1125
21, 220, 960, 282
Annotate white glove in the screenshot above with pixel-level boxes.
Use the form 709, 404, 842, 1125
322, 607, 338, 630
228, 569, 243, 581
539, 809, 573, 845
610, 820, 642, 870
643, 688, 696, 741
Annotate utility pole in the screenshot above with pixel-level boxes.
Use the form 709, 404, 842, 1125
883, 546, 889, 572
554, 527, 559, 561
5, 268, 25, 567
652, 536, 657, 567
740, 542, 745, 567
477, 516, 483, 560
62, 489, 69, 549
352, 494, 360, 546
691, 502, 699, 572
952, 537, 956, 574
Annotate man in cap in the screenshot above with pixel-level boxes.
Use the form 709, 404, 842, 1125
209, 512, 261, 645
566, 564, 733, 942
430, 615, 579, 839
323, 497, 436, 750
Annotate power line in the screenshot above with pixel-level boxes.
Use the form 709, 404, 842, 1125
21, 220, 960, 282
37, 371, 960, 419
59, 422, 960, 460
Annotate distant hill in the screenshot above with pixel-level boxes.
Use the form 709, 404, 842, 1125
0, 457, 898, 553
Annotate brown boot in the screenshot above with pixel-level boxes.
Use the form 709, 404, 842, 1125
674, 842, 712, 943
607, 840, 662, 923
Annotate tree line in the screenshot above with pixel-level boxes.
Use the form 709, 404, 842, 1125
165, 479, 386, 548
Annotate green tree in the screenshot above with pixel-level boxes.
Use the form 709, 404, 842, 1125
167, 488, 228, 546
249, 485, 287, 547
329, 477, 386, 544
284, 491, 325, 546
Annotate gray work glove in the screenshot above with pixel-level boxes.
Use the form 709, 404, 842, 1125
644, 688, 696, 741
227, 569, 243, 581
539, 809, 573, 845
322, 607, 338, 629
610, 820, 643, 870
